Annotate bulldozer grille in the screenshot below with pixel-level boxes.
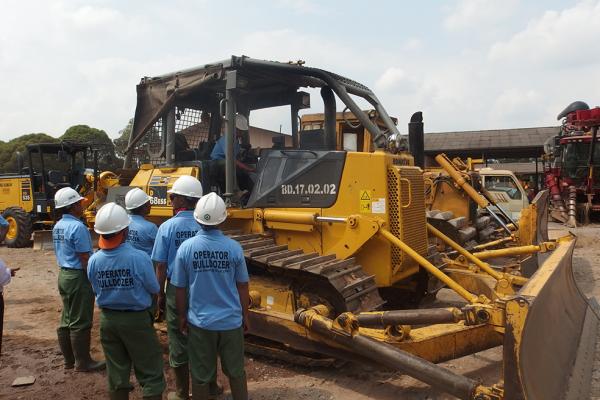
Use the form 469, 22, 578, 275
130, 107, 209, 166
387, 166, 428, 271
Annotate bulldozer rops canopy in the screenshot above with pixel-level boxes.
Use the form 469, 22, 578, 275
123, 56, 600, 399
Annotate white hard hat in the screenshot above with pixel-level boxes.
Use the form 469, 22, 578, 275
235, 114, 249, 131
94, 202, 131, 235
167, 176, 203, 198
125, 187, 151, 210
194, 192, 227, 225
54, 187, 84, 209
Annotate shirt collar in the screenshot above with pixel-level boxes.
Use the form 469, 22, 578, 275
62, 214, 79, 221
175, 210, 194, 218
200, 228, 223, 236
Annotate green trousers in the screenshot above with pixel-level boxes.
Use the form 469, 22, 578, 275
100, 309, 165, 397
166, 282, 188, 367
58, 268, 94, 332
188, 325, 246, 384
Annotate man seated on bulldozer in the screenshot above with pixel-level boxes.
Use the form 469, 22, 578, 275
210, 114, 256, 193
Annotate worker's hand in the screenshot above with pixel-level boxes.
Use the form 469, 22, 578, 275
242, 314, 251, 334
155, 293, 166, 322
179, 316, 188, 336
10, 267, 20, 277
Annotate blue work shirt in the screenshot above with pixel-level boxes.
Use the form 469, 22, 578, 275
88, 243, 159, 311
127, 215, 158, 257
210, 136, 240, 160
171, 228, 249, 331
151, 210, 199, 279
0, 215, 8, 227
53, 214, 93, 270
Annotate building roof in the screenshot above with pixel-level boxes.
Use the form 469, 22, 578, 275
478, 162, 542, 175
424, 126, 560, 158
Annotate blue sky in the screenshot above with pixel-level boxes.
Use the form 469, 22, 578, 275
1, 0, 598, 140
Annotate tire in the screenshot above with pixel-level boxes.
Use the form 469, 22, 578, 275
2, 207, 32, 248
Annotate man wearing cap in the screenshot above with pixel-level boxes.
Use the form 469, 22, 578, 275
172, 192, 249, 400
125, 188, 158, 257
52, 187, 105, 372
151, 175, 208, 400
210, 114, 255, 192
88, 202, 165, 400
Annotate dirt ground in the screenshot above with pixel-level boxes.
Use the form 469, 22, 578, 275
0, 223, 598, 399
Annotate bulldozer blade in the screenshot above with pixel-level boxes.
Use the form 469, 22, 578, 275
32, 230, 54, 251
504, 237, 599, 400
518, 190, 550, 277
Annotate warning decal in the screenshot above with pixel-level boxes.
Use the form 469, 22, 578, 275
359, 190, 372, 213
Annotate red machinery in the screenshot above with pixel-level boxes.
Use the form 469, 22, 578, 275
545, 101, 600, 225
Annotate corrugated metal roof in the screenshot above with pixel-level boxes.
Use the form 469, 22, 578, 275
424, 126, 559, 153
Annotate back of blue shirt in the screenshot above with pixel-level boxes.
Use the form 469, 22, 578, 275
171, 229, 249, 331
88, 242, 159, 311
151, 210, 199, 279
210, 136, 240, 160
0, 215, 8, 228
53, 214, 93, 269
127, 215, 158, 256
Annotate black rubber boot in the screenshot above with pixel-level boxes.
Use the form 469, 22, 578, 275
167, 364, 190, 400
209, 381, 223, 399
228, 376, 248, 400
56, 327, 74, 369
70, 329, 106, 372
191, 382, 210, 400
109, 389, 130, 400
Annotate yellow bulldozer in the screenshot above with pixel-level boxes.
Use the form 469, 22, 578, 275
0, 142, 99, 247
49, 56, 598, 399
299, 109, 550, 279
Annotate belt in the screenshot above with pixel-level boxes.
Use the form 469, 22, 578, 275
60, 267, 83, 271
101, 308, 143, 313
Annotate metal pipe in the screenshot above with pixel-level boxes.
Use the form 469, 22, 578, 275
473, 245, 542, 260
472, 236, 513, 251
435, 154, 489, 208
296, 308, 478, 400
357, 308, 463, 328
291, 103, 299, 149
321, 87, 337, 150
224, 71, 237, 197
587, 126, 598, 194
408, 111, 424, 168
165, 108, 176, 166
263, 210, 317, 225
316, 216, 347, 223
378, 228, 481, 304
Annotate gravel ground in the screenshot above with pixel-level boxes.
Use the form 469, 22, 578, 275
0, 222, 598, 399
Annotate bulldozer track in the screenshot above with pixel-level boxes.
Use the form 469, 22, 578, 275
224, 230, 385, 314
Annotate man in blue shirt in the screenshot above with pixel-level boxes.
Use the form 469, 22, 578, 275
172, 192, 249, 400
151, 175, 204, 400
0, 214, 8, 243
125, 188, 158, 256
210, 114, 255, 192
89, 202, 164, 400
52, 187, 105, 372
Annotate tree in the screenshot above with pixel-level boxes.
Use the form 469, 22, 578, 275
113, 118, 161, 166
113, 118, 133, 159
0, 133, 59, 173
61, 125, 119, 170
